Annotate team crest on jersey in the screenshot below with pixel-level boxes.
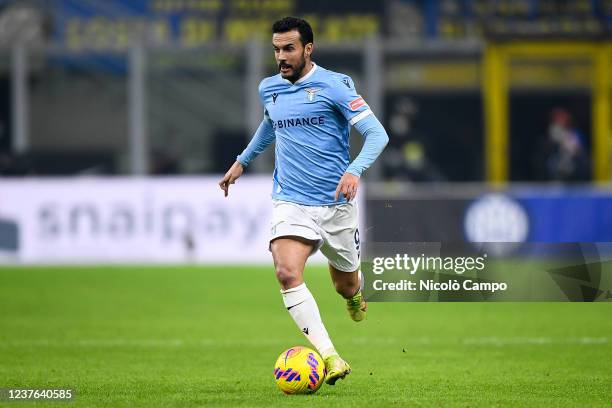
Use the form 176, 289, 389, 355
304, 87, 321, 102
272, 93, 279, 104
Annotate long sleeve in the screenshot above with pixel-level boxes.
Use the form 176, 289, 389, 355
345, 114, 389, 176
236, 117, 276, 167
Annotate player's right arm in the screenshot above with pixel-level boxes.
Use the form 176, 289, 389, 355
218, 116, 276, 197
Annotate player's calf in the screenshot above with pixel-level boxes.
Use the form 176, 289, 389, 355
330, 267, 367, 322
332, 281, 360, 298
329, 266, 361, 298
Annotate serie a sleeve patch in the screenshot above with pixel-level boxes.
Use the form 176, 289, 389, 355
349, 97, 366, 111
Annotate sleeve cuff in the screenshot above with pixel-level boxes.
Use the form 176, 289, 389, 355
236, 155, 249, 167
345, 166, 362, 177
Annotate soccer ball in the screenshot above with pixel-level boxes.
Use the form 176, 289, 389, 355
273, 346, 326, 394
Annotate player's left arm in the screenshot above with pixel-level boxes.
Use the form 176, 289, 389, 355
330, 75, 389, 201
337, 115, 389, 200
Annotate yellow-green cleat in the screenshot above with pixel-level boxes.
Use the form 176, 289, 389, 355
346, 290, 367, 322
323, 354, 351, 385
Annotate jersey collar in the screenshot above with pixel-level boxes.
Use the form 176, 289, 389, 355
283, 62, 317, 85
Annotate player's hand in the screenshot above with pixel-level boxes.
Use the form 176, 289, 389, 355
219, 161, 244, 197
335, 172, 360, 202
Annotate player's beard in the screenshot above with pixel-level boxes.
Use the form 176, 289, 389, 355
279, 52, 307, 83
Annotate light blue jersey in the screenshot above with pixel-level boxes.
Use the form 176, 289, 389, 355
238, 63, 387, 205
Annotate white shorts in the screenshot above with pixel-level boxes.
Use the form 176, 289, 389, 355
270, 200, 361, 272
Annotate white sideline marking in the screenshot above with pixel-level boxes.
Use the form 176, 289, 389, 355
461, 336, 609, 345
0, 337, 608, 348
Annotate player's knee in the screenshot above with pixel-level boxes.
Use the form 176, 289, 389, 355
275, 264, 300, 288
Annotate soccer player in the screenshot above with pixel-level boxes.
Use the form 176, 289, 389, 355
219, 17, 388, 385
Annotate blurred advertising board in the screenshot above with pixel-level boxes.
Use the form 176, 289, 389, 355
366, 185, 612, 243
0, 177, 301, 264
23, 0, 382, 49
362, 186, 612, 302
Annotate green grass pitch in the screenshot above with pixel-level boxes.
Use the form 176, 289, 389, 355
0, 265, 610, 407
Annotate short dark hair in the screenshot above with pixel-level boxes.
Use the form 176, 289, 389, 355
272, 17, 313, 46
